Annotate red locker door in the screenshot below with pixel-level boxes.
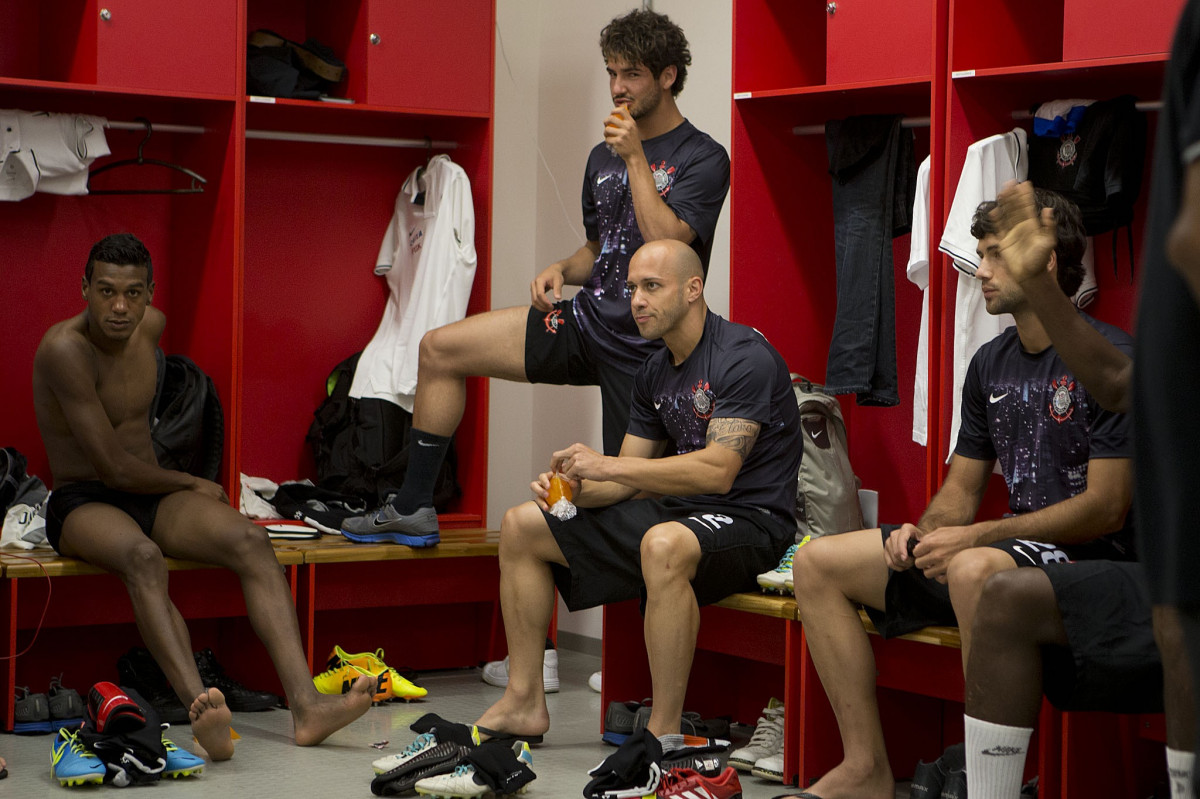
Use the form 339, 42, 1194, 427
95, 0, 239, 95
1063, 0, 1185, 61
364, 0, 493, 113
826, 0, 933, 85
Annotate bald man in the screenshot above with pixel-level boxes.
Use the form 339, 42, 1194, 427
471, 239, 801, 753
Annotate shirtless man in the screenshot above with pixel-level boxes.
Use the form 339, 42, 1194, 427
32, 233, 373, 760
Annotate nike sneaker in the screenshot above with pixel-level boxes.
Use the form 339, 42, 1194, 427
14, 686, 52, 734
728, 698, 783, 772
161, 726, 205, 778
51, 727, 106, 786
341, 504, 440, 547
313, 661, 392, 705
602, 700, 645, 746
373, 731, 439, 774
414, 740, 533, 798
373, 740, 468, 797
757, 542, 799, 594
331, 645, 428, 700
48, 675, 86, 730
657, 766, 743, 799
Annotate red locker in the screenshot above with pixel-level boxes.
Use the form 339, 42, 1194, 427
1063, 0, 1184, 61
826, 0, 934, 84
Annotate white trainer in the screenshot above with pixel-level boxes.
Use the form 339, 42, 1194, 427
373, 731, 439, 775
588, 670, 602, 693
751, 751, 785, 782
481, 649, 559, 693
729, 698, 784, 772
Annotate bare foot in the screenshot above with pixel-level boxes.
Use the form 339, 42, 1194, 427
292, 674, 373, 746
802, 759, 894, 799
473, 692, 550, 740
189, 688, 234, 761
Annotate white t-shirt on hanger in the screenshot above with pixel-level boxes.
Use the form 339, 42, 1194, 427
908, 155, 932, 446
937, 128, 1026, 463
349, 154, 477, 412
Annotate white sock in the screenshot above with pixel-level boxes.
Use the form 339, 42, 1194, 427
658, 733, 685, 752
964, 715, 1033, 799
1167, 747, 1195, 799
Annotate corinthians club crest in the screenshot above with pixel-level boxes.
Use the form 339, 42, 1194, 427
650, 160, 676, 195
1057, 134, 1080, 168
1049, 375, 1075, 423
543, 308, 563, 334
691, 379, 714, 419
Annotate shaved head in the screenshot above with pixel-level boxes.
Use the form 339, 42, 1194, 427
630, 238, 704, 283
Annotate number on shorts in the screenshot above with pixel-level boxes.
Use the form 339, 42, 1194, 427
689, 513, 734, 531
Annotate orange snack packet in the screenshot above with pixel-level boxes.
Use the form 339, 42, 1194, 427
548, 473, 573, 505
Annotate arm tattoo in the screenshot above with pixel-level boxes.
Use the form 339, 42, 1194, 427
706, 417, 760, 460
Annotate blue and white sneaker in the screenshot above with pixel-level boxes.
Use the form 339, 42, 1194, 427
51, 727, 106, 786
373, 731, 439, 775
341, 504, 440, 547
414, 740, 534, 798
757, 542, 799, 594
162, 725, 204, 778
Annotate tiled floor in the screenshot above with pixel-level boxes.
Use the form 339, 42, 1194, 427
3, 648, 912, 797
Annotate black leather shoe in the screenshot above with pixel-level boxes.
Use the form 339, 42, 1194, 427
116, 647, 189, 725
940, 767, 966, 799
193, 648, 279, 712
909, 757, 947, 798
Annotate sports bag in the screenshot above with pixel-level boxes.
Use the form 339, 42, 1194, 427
151, 350, 224, 482
792, 374, 863, 541
306, 353, 461, 510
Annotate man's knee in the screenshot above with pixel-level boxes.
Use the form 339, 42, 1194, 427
639, 523, 699, 582
499, 502, 552, 560
972, 568, 1053, 640
947, 547, 1014, 601
119, 540, 169, 587
419, 323, 469, 376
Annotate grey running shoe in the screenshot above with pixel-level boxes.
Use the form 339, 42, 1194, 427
341, 504, 440, 547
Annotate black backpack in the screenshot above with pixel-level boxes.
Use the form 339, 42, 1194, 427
306, 353, 461, 509
150, 350, 224, 482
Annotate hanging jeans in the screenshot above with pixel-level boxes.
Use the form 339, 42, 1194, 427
823, 115, 914, 406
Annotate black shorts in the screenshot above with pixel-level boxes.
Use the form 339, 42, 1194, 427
543, 496, 794, 612
1040, 560, 1162, 713
865, 523, 1135, 638
525, 301, 637, 456
45, 481, 162, 555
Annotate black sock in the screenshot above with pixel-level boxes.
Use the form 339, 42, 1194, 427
391, 428, 452, 514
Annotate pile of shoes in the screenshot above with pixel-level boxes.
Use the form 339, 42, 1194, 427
13, 674, 85, 734
51, 682, 204, 787
370, 713, 536, 797
729, 697, 786, 782
118, 646, 280, 722
315, 644, 428, 705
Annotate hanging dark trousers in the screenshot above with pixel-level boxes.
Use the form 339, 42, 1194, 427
823, 114, 915, 407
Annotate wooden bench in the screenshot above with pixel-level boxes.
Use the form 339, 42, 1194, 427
0, 527, 501, 731
602, 591, 1161, 797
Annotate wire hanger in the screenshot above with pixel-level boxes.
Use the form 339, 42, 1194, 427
88, 117, 207, 195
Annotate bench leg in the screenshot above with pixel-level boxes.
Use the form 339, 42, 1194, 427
0, 579, 14, 731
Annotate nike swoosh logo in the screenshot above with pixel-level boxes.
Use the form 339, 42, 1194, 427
597, 174, 614, 185
809, 430, 821, 440
653, 400, 662, 409
989, 392, 1009, 404
417, 440, 439, 447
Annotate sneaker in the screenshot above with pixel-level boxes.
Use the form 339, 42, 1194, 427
48, 675, 86, 730
631, 706, 730, 740
372, 740, 468, 796
589, 671, 602, 693
51, 727, 106, 786
481, 649, 559, 693
14, 686, 51, 734
750, 751, 784, 782
661, 739, 731, 777
331, 645, 428, 701
603, 700, 645, 746
194, 648, 279, 712
116, 646, 189, 725
940, 767, 966, 799
783, 535, 812, 592
161, 726, 204, 778
909, 756, 947, 798
757, 542, 799, 594
342, 504, 440, 547
414, 740, 533, 798
373, 731, 439, 774
657, 766, 743, 799
314, 661, 392, 705
728, 698, 783, 772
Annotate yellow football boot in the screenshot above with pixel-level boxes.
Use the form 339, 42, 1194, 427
330, 645, 428, 701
